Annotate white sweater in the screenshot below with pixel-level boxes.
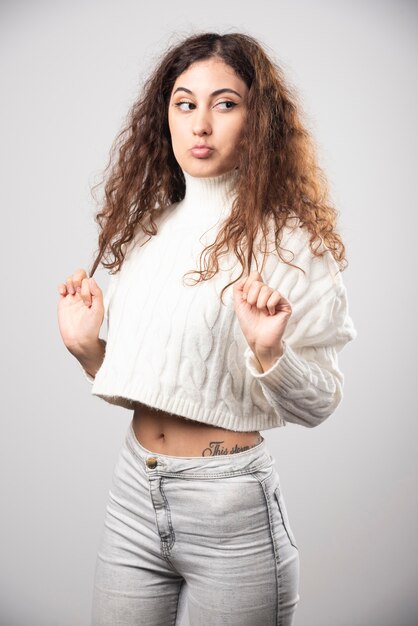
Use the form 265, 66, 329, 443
81, 168, 357, 431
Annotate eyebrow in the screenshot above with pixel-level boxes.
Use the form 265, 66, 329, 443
172, 87, 242, 98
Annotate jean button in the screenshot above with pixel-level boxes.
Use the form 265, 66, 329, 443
146, 456, 158, 469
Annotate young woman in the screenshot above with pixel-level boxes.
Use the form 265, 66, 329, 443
57, 32, 357, 626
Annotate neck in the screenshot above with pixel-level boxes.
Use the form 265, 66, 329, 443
181, 168, 239, 216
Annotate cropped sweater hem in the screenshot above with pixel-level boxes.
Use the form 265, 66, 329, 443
89, 373, 287, 432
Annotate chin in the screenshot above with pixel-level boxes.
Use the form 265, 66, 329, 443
184, 161, 234, 178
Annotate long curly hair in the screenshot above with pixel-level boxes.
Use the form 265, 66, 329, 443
88, 31, 348, 303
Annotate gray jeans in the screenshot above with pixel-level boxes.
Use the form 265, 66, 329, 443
91, 420, 300, 625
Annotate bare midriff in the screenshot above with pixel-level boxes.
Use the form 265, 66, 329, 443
132, 401, 262, 457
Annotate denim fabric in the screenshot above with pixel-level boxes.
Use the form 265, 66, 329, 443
91, 420, 300, 625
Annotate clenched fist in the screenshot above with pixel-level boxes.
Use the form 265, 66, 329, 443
57, 268, 104, 356
232, 270, 292, 372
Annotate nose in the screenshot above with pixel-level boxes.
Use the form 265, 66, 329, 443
192, 108, 212, 137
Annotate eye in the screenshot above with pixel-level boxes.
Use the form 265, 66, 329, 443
216, 101, 237, 110
174, 101, 196, 111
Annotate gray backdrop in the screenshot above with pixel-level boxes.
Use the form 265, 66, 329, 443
1, 0, 417, 624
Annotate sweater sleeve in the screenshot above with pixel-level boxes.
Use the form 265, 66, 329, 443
80, 270, 119, 384
244, 228, 357, 428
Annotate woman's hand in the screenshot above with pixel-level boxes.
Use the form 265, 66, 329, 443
232, 270, 292, 372
57, 268, 105, 356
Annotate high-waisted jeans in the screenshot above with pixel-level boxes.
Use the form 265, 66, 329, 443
91, 420, 300, 625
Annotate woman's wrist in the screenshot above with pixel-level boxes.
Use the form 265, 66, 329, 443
253, 342, 285, 373
70, 338, 106, 379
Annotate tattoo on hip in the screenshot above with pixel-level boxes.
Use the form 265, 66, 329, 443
201, 436, 262, 457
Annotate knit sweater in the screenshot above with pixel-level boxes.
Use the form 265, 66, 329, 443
81, 168, 357, 431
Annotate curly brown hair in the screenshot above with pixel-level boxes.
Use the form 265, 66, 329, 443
88, 31, 348, 303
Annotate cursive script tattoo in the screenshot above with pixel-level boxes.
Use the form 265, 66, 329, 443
201, 437, 262, 457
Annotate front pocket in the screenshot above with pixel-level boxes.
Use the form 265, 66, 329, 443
273, 487, 298, 550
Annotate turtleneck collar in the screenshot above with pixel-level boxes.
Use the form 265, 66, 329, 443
180, 168, 239, 217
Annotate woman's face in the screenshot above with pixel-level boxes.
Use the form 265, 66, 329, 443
168, 58, 249, 178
